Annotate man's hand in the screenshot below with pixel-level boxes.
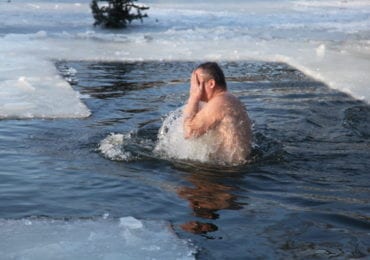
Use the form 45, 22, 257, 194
189, 70, 204, 101
183, 69, 223, 139
184, 70, 204, 138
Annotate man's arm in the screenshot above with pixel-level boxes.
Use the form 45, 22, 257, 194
183, 70, 224, 139
183, 72, 203, 138
183, 95, 224, 139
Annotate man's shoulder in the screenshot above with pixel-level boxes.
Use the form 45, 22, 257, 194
211, 92, 239, 105
207, 93, 228, 108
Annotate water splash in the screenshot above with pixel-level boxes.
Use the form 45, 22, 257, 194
98, 133, 134, 161
99, 108, 284, 166
154, 107, 225, 164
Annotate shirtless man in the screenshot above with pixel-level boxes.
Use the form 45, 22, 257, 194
183, 62, 252, 164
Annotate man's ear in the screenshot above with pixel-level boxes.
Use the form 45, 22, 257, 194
209, 79, 216, 89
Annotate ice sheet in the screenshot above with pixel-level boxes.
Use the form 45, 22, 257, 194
0, 216, 196, 260
0, 0, 369, 119
0, 54, 90, 119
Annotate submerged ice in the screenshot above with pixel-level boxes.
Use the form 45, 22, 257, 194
0, 217, 196, 260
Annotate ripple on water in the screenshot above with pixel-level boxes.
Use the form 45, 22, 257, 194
343, 105, 370, 138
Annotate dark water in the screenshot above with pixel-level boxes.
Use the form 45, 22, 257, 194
1, 61, 369, 259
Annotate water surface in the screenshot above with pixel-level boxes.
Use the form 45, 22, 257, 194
0, 61, 369, 259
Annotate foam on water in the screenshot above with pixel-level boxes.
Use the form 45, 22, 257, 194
98, 131, 157, 161
0, 216, 196, 260
99, 133, 134, 161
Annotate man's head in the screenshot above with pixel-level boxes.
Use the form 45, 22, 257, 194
196, 62, 227, 90
194, 62, 227, 102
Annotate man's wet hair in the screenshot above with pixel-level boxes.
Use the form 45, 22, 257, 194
196, 62, 227, 90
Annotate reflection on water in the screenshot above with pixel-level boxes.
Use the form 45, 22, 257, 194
0, 61, 369, 259
178, 172, 243, 235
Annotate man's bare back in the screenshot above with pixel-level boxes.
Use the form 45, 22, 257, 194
183, 62, 252, 165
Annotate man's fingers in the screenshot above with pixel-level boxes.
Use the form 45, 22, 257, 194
195, 72, 200, 85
